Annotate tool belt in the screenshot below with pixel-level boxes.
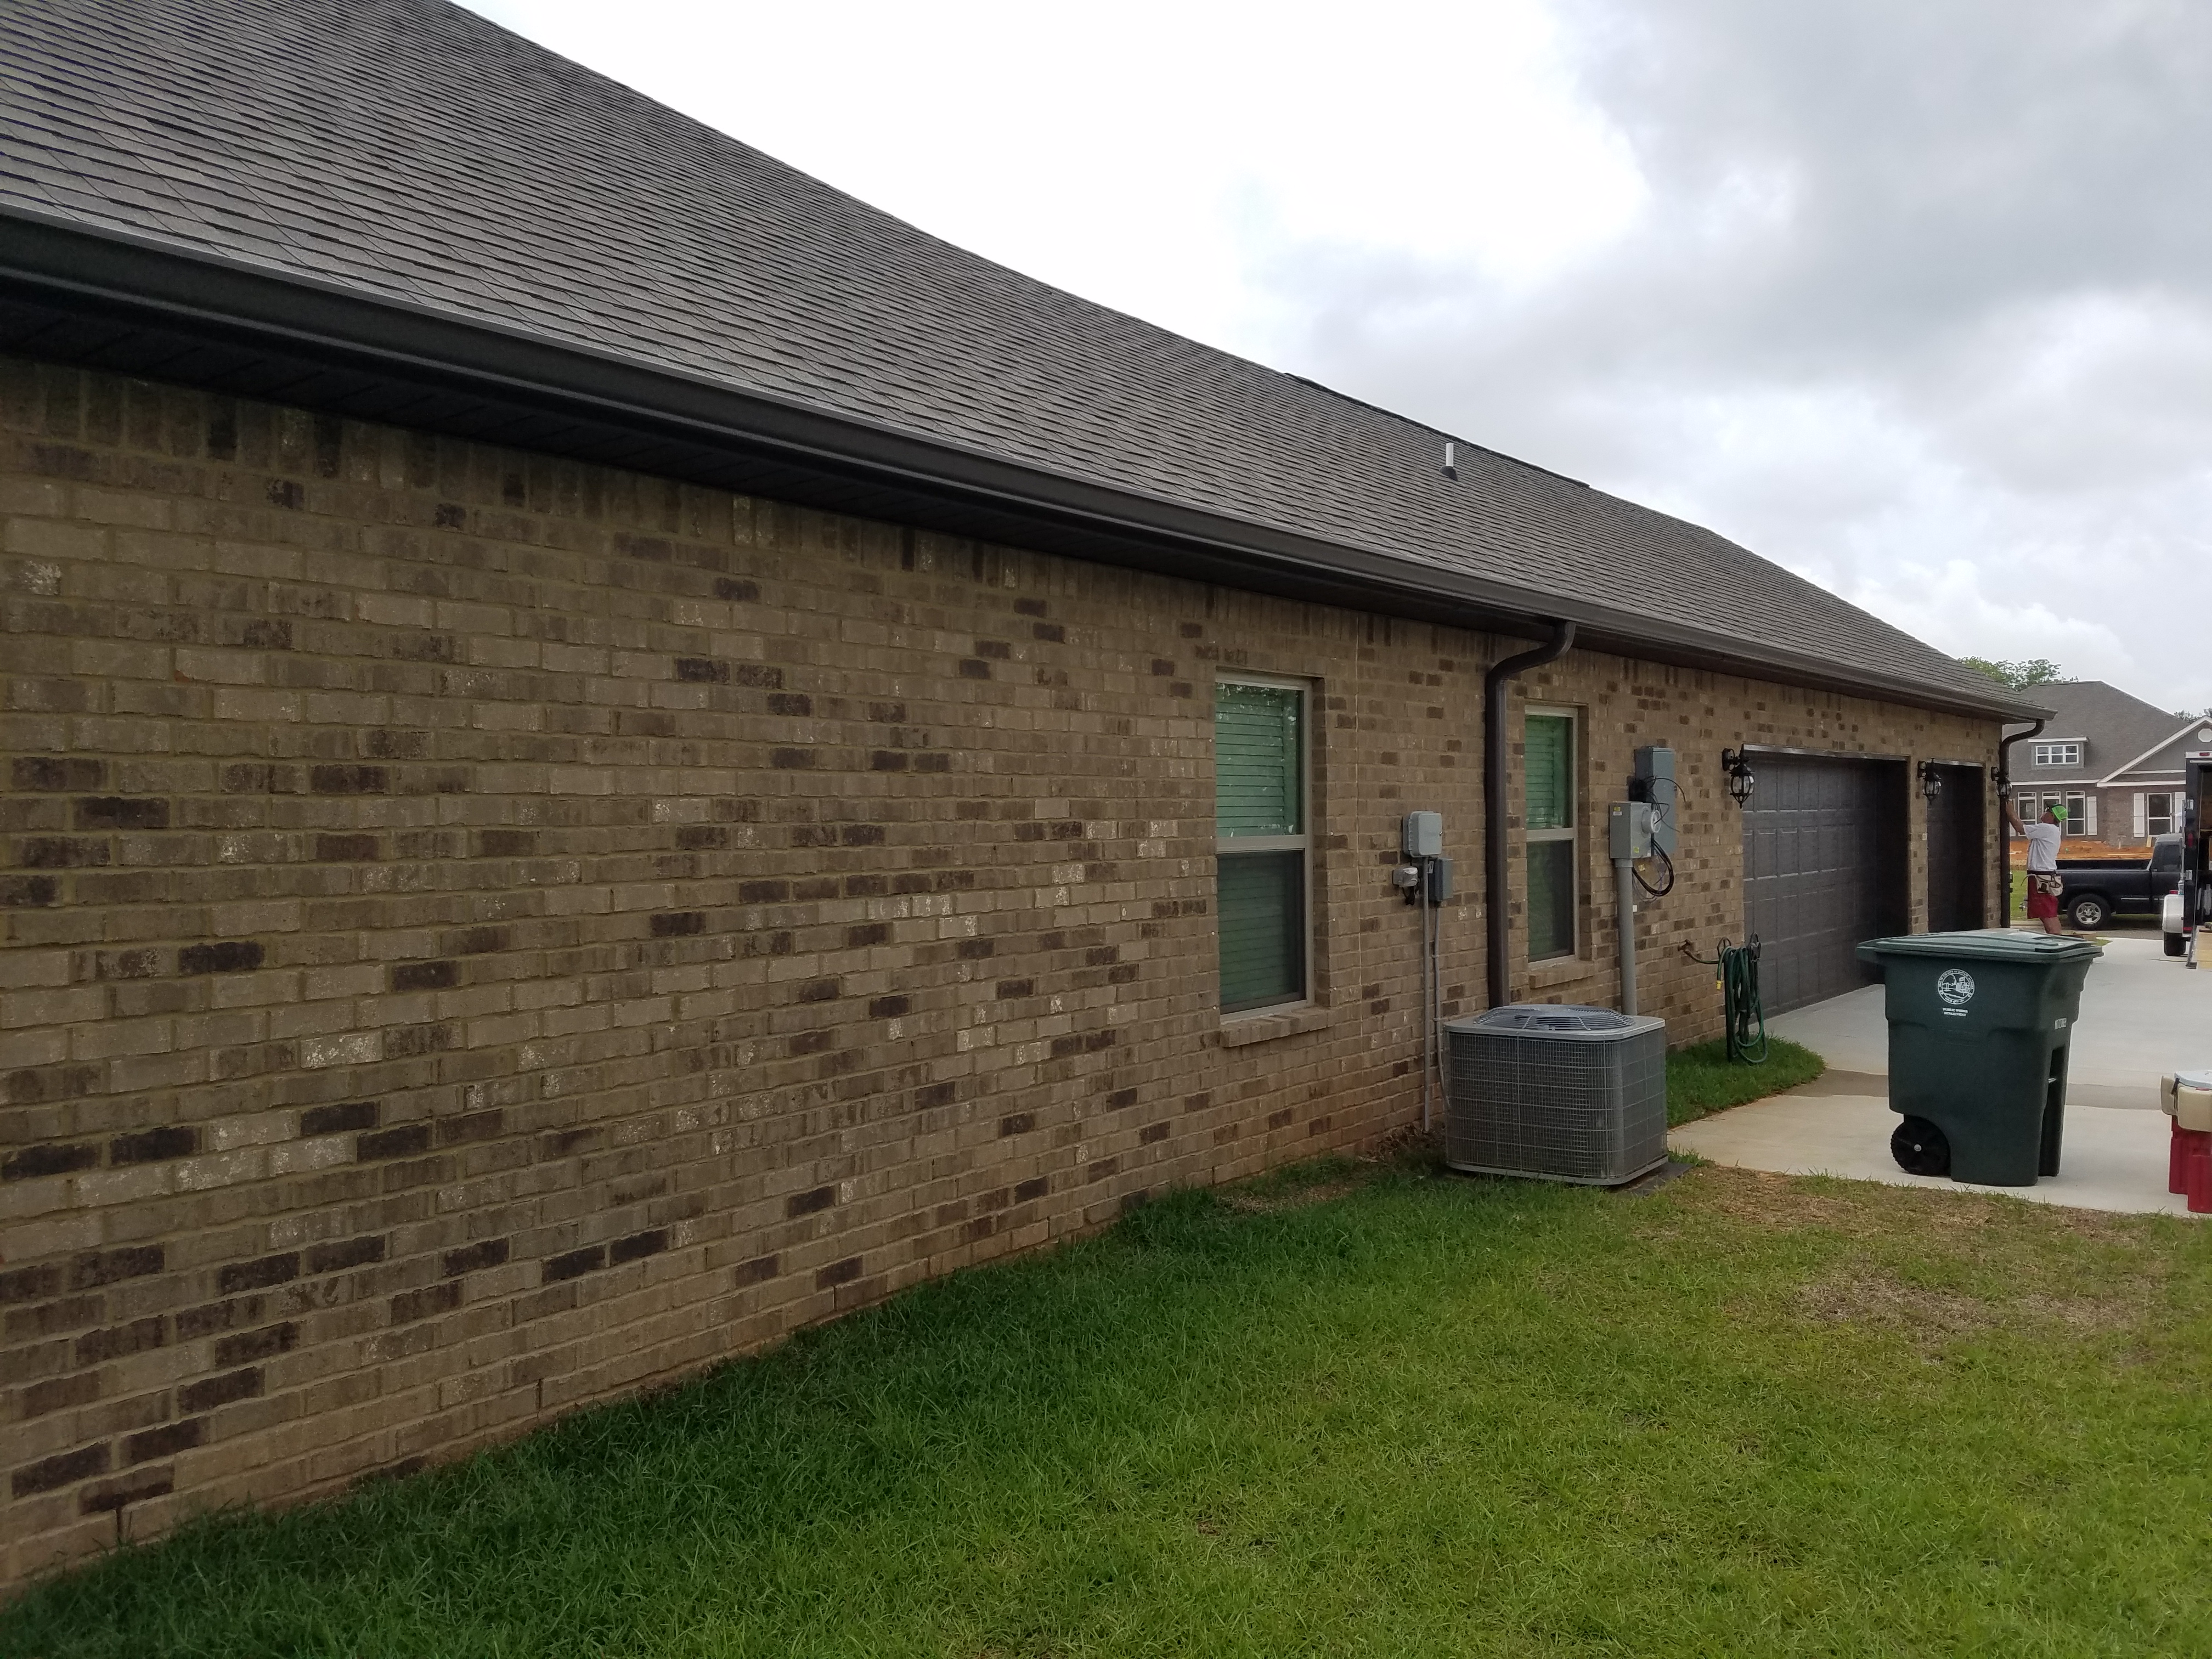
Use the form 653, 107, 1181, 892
2029, 873, 2064, 896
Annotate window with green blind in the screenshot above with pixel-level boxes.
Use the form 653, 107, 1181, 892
1216, 679, 1308, 1013
1525, 710, 1577, 961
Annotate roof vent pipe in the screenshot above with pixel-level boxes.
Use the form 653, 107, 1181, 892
1484, 619, 1577, 1008
1442, 442, 1458, 480
1995, 715, 2046, 927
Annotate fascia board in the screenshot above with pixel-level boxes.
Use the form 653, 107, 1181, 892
2097, 720, 2207, 786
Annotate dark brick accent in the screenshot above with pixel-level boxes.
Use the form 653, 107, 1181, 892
390, 1282, 461, 1324
675, 825, 727, 850
609, 1228, 668, 1266
769, 748, 814, 769
12, 1442, 109, 1497
177, 940, 264, 975
72, 1246, 163, 1290
737, 879, 788, 903
214, 1322, 298, 1367
844, 922, 890, 948
24, 1372, 103, 1418
178, 1368, 262, 1413
16, 837, 110, 868
1105, 1088, 1139, 1110
176, 1296, 264, 1340
766, 692, 811, 716
1086, 1158, 1119, 1183
75, 1317, 166, 1365
109, 1125, 198, 1165
267, 477, 304, 509
125, 1418, 205, 1464
81, 1469, 174, 1514
0, 876, 58, 907
712, 577, 760, 602
1032, 621, 1065, 642
12, 757, 104, 791
786, 1185, 836, 1218
995, 978, 1035, 999
1267, 1108, 1294, 1130
650, 911, 705, 936
441, 1238, 509, 1277
1139, 1122, 1171, 1144
6, 1293, 101, 1338
732, 663, 782, 688
3, 1141, 99, 1181
732, 1254, 777, 1287
955, 938, 995, 960
314, 832, 381, 862
956, 658, 991, 679
74, 796, 168, 830
356, 1124, 431, 1160
217, 1252, 300, 1294
998, 1112, 1036, 1136
542, 1245, 605, 1283
674, 657, 729, 682
390, 960, 458, 991
839, 824, 885, 848
1014, 1177, 1050, 1203
869, 749, 909, 771
301, 1100, 377, 1136
449, 926, 509, 955
308, 765, 388, 795
478, 828, 537, 857
816, 1256, 863, 1289
305, 1236, 386, 1275
795, 977, 840, 1003
1, 1264, 64, 1303
868, 995, 910, 1018
438, 1109, 503, 1145
914, 1082, 956, 1109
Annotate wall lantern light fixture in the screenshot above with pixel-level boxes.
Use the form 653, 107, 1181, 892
1720, 748, 1756, 806
1917, 759, 1944, 801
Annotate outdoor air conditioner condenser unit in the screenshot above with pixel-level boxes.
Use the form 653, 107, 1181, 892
1442, 1005, 1668, 1185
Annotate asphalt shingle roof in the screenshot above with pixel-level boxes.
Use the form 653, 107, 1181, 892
0, 0, 2024, 715
2010, 681, 2198, 778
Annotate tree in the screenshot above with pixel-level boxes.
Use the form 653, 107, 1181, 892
1960, 656, 2065, 689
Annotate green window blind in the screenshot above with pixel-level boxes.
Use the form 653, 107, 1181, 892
1525, 714, 1573, 832
1218, 850, 1305, 1012
1215, 684, 1303, 836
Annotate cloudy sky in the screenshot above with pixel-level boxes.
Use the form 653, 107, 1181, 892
465, 0, 2212, 715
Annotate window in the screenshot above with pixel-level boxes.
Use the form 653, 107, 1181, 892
2032, 742, 2082, 769
1215, 678, 1309, 1013
2147, 793, 2175, 836
1524, 709, 1578, 961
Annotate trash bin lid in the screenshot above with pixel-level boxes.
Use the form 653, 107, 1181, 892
1855, 929, 2102, 964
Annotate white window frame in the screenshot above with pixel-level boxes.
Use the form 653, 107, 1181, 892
1523, 704, 1579, 963
2033, 742, 2083, 769
1215, 672, 1314, 1017
2147, 792, 2175, 837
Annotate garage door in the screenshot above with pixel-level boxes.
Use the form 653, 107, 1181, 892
1741, 756, 1904, 1014
1923, 764, 1988, 933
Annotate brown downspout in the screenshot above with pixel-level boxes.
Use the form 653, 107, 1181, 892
1995, 718, 2045, 927
1484, 620, 1577, 1007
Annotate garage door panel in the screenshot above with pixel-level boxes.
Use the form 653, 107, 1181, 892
1740, 756, 1891, 1015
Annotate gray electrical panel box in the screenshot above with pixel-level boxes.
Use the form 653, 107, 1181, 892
1630, 745, 1678, 857
1402, 811, 1443, 860
1609, 802, 1652, 861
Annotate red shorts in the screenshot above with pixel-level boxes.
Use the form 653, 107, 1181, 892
2025, 880, 2061, 920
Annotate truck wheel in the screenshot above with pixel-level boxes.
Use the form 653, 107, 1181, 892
2067, 894, 2109, 930
2169, 931, 2190, 958
1892, 1116, 1950, 1178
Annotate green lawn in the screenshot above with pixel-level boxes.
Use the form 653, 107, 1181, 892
11, 1159, 2211, 1658
1667, 1036, 1826, 1126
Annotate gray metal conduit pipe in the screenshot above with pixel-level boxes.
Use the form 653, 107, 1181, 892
1994, 716, 2046, 926
1484, 619, 1577, 1008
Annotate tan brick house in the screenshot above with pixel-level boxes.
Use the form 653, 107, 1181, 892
0, 0, 2044, 1584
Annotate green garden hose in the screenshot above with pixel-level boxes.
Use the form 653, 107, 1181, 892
1682, 936, 1769, 1063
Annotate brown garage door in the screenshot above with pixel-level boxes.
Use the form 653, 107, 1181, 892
1741, 755, 1906, 1014
1924, 764, 1988, 933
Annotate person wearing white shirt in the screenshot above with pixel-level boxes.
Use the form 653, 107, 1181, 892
2005, 798, 2067, 934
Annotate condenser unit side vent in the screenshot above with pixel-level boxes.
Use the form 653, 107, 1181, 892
1443, 1005, 1667, 1186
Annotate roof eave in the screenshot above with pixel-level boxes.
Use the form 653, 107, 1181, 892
0, 206, 2037, 724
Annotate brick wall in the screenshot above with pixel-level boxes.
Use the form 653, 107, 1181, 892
0, 356, 1999, 1584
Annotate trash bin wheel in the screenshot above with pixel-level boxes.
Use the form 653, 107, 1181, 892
2067, 894, 2109, 930
1892, 1116, 1951, 1177
2167, 930, 2189, 959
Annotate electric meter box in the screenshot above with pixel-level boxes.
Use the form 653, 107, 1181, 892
1402, 811, 1443, 860
1630, 745, 1678, 856
1609, 802, 1652, 861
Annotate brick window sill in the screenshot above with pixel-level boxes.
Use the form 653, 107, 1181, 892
1523, 955, 1602, 994
1218, 1005, 1335, 1047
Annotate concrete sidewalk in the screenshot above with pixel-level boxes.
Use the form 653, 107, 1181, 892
1671, 933, 2212, 1216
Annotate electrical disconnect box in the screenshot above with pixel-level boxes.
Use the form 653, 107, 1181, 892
1402, 811, 1443, 860
1629, 745, 1678, 856
1609, 802, 1653, 861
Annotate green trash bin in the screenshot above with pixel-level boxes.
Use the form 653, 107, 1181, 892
1853, 930, 2102, 1187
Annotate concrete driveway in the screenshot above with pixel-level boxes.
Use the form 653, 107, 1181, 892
1671, 933, 2212, 1216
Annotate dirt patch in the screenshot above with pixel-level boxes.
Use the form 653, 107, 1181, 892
1221, 1176, 1366, 1215
1794, 1272, 2138, 1347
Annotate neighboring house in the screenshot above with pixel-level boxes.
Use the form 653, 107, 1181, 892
0, 0, 2041, 1582
2005, 682, 2212, 849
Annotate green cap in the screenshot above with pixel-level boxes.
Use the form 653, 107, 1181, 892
2045, 802, 2067, 821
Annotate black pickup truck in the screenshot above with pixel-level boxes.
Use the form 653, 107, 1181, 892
2052, 834, 2184, 929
